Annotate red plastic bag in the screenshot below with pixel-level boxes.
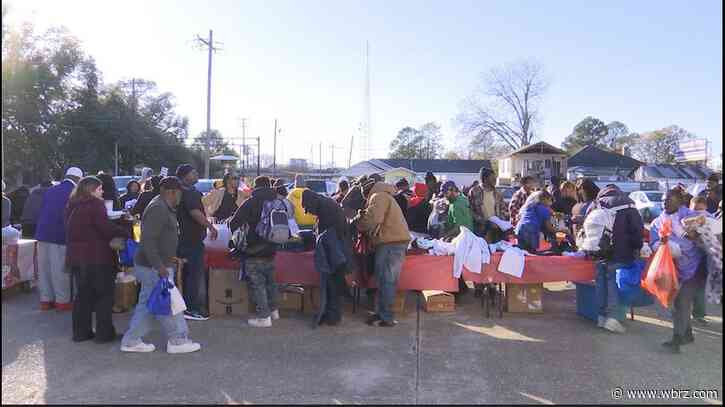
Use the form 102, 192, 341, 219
641, 218, 680, 307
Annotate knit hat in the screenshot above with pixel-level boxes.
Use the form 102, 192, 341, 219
175, 164, 195, 179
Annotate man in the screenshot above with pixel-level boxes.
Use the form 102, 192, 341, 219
228, 176, 280, 328
302, 189, 351, 326
468, 167, 509, 242
355, 180, 410, 327
594, 185, 644, 334
202, 172, 250, 221
442, 181, 474, 239
699, 173, 722, 214
393, 178, 411, 220
509, 176, 536, 226
35, 167, 83, 311
175, 164, 218, 321
650, 189, 706, 353
121, 177, 201, 354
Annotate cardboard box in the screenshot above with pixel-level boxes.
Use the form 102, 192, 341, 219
209, 268, 251, 317
506, 283, 543, 313
113, 281, 138, 312
277, 285, 304, 313
421, 290, 455, 313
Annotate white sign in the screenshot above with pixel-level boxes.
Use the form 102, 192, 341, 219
160, 167, 168, 177
675, 139, 708, 162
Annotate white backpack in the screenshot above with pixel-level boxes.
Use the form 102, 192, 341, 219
256, 199, 292, 244
577, 204, 633, 258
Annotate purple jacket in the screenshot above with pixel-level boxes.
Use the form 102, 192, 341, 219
650, 207, 705, 282
35, 180, 75, 244
596, 186, 644, 264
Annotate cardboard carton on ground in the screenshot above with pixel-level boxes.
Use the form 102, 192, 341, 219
276, 284, 304, 313
421, 290, 455, 313
209, 268, 251, 317
505, 283, 543, 313
113, 281, 138, 312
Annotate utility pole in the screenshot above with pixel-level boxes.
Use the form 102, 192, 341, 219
348, 135, 354, 168
240, 118, 247, 170
319, 142, 323, 172
194, 29, 221, 178
273, 119, 278, 176
257, 136, 261, 176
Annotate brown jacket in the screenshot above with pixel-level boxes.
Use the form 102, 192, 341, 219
357, 182, 410, 247
202, 187, 250, 218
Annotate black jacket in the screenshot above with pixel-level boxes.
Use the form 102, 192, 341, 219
596, 187, 644, 264
228, 187, 278, 258
406, 201, 432, 234
301, 190, 349, 240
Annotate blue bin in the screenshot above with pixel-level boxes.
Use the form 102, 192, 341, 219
575, 282, 598, 322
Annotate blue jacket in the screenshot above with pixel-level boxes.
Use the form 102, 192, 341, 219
650, 206, 705, 282
312, 228, 349, 327
35, 180, 75, 244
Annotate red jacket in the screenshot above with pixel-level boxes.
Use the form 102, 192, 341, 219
64, 197, 130, 267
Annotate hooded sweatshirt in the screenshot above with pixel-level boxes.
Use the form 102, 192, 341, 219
228, 187, 278, 258
356, 182, 410, 247
406, 183, 432, 233
595, 186, 644, 264
301, 190, 348, 240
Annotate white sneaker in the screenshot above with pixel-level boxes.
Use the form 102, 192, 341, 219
167, 341, 201, 354
248, 316, 272, 328
603, 318, 626, 334
597, 316, 606, 328
271, 310, 280, 320
121, 342, 156, 353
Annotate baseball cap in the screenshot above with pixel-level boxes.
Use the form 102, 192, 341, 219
65, 167, 83, 178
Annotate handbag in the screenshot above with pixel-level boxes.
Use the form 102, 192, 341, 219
147, 278, 172, 316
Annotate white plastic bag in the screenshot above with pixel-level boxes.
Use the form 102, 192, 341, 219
168, 279, 187, 315
204, 222, 232, 250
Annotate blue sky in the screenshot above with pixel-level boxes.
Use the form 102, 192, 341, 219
6, 0, 723, 168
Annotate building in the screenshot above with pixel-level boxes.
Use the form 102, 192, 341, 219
340, 159, 492, 187
633, 164, 715, 190
497, 142, 568, 186
566, 145, 642, 182
288, 158, 309, 171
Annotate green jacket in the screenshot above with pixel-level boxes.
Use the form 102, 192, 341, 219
446, 194, 474, 233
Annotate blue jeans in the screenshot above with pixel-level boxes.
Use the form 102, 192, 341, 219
121, 265, 189, 347
596, 261, 621, 319
178, 242, 207, 313
375, 243, 407, 322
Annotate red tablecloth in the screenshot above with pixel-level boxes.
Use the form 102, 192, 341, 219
204, 249, 460, 292
462, 252, 596, 284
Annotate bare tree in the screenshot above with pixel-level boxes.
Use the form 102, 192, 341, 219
457, 60, 548, 150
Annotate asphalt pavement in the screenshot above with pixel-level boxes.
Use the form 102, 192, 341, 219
2, 284, 722, 404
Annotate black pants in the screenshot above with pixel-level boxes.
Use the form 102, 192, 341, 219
72, 266, 116, 342
323, 270, 345, 323
21, 223, 36, 239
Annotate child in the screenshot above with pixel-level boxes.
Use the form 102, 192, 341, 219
514, 191, 557, 252
690, 196, 710, 216
689, 195, 711, 325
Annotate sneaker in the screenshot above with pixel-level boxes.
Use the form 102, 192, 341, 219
184, 311, 209, 321
603, 318, 626, 334
248, 317, 272, 328
167, 341, 201, 354
365, 313, 382, 326
597, 316, 606, 328
378, 320, 398, 328
693, 317, 709, 326
121, 342, 156, 353
55, 302, 73, 312
270, 310, 280, 320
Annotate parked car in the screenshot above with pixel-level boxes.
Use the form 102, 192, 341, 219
629, 190, 664, 222
496, 186, 516, 206
195, 179, 221, 195
113, 176, 140, 195
306, 180, 336, 197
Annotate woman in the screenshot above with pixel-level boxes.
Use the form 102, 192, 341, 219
554, 181, 578, 216
65, 176, 131, 343
406, 183, 432, 234
514, 190, 557, 252
333, 180, 350, 204
202, 172, 249, 221
571, 178, 600, 237
131, 175, 162, 217
96, 172, 121, 212
119, 180, 141, 209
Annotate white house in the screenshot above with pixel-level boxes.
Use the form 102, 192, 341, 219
497, 142, 568, 185
340, 159, 492, 187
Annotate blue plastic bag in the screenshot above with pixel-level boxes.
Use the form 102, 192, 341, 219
119, 239, 138, 267
147, 278, 172, 316
616, 260, 655, 307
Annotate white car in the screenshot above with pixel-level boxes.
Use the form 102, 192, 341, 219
629, 190, 664, 222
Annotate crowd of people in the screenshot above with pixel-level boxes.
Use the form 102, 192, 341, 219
1, 163, 722, 355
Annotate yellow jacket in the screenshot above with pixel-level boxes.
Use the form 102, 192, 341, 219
288, 188, 317, 226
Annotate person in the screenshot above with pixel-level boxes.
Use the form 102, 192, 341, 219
131, 175, 162, 217
97, 172, 121, 213
509, 176, 536, 227
699, 173, 722, 214
406, 183, 432, 234
175, 164, 218, 321
35, 167, 84, 311
8, 185, 29, 226
424, 172, 440, 202
228, 176, 280, 328
333, 180, 350, 204
202, 172, 250, 221
119, 180, 142, 209
393, 178, 411, 220
340, 176, 368, 220
288, 175, 317, 229
302, 189, 351, 326
592, 185, 644, 334
65, 176, 131, 343
689, 196, 711, 325
21, 178, 53, 238
554, 181, 578, 216
650, 188, 706, 353
468, 167, 509, 242
121, 177, 201, 354
571, 178, 600, 237
354, 180, 410, 327
514, 190, 557, 252
2, 181, 10, 228
441, 181, 474, 239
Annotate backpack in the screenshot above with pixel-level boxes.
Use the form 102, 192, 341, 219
255, 199, 291, 244
576, 203, 633, 259
228, 224, 248, 259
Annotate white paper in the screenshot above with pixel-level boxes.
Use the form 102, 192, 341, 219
124, 199, 138, 210
489, 216, 513, 232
